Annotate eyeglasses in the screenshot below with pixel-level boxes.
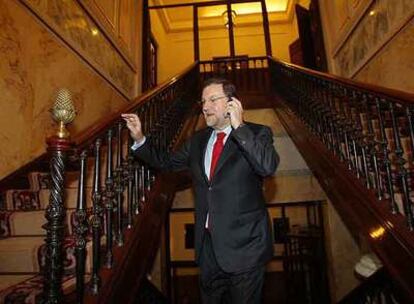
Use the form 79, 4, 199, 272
199, 95, 228, 105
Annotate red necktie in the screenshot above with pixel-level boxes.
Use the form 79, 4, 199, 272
209, 132, 226, 180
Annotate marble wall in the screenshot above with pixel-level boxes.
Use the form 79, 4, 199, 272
334, 0, 414, 79
21, 0, 140, 98
323, 201, 361, 302
354, 18, 414, 92
319, 0, 414, 93
0, 0, 138, 179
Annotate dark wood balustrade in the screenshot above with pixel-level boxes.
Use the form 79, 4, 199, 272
199, 56, 271, 108
339, 268, 400, 304
199, 56, 269, 92
268, 57, 414, 302
3, 55, 414, 303
42, 63, 201, 303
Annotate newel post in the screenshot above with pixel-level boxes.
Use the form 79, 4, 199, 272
42, 89, 76, 303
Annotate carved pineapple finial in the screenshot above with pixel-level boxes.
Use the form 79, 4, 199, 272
50, 88, 76, 139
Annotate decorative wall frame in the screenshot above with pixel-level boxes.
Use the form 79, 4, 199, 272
334, 0, 414, 78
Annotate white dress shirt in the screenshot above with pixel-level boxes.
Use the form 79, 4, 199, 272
204, 125, 232, 228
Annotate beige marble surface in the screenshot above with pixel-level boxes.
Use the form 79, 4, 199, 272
335, 0, 414, 80
0, 0, 130, 179
243, 108, 287, 137
21, 0, 136, 98
355, 19, 414, 93
323, 201, 361, 302
0, 275, 33, 291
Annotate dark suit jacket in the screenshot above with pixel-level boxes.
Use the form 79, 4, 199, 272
134, 122, 279, 273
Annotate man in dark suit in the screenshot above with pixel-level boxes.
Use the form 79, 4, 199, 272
122, 77, 279, 303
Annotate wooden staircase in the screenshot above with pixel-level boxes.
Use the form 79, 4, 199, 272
0, 171, 96, 301
0, 63, 200, 303
0, 55, 413, 303
269, 57, 414, 302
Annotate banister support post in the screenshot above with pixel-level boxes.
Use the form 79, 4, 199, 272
42, 136, 72, 303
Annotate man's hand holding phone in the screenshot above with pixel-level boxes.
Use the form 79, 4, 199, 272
226, 96, 244, 129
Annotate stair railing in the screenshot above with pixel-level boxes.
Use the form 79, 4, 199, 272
268, 57, 414, 302
42, 63, 200, 303
199, 56, 269, 93
339, 268, 400, 304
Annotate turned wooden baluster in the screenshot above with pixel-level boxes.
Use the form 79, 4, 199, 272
327, 86, 336, 153
332, 85, 344, 158
115, 122, 124, 246
406, 106, 414, 204
43, 136, 71, 303
355, 92, 370, 186
376, 99, 398, 214
103, 129, 115, 268
316, 80, 327, 139
319, 82, 331, 148
352, 91, 367, 180
74, 150, 88, 303
90, 138, 103, 294
347, 95, 360, 175
389, 101, 414, 229
363, 94, 382, 195
338, 89, 351, 164
366, 96, 383, 200
126, 136, 134, 229
139, 164, 146, 205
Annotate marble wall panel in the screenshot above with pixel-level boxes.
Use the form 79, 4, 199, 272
354, 19, 414, 93
119, 0, 135, 52
323, 201, 361, 301
0, 0, 129, 179
91, 0, 117, 29
334, 0, 414, 79
21, 0, 136, 98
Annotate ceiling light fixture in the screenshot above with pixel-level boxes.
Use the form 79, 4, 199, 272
222, 10, 237, 28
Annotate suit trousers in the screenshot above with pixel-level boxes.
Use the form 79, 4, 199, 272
199, 230, 265, 304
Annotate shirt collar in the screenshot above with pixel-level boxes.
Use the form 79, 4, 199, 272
213, 125, 232, 137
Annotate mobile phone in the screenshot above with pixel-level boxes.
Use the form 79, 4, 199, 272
225, 93, 233, 118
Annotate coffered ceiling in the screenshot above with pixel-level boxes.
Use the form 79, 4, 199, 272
149, 0, 295, 32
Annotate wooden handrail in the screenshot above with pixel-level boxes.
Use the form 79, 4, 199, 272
269, 56, 414, 104
82, 172, 180, 304
200, 56, 268, 64
73, 62, 199, 148
38, 62, 200, 303
81, 99, 200, 303
0, 62, 198, 191
338, 268, 403, 304
274, 97, 414, 303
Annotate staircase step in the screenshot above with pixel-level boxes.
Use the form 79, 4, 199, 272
5, 186, 99, 211
37, 236, 95, 275
0, 274, 33, 291
0, 273, 81, 303
5, 190, 41, 211
29, 153, 115, 191
0, 237, 44, 272
243, 108, 285, 136
39, 188, 92, 210
0, 236, 94, 273
28, 169, 95, 191
1, 210, 75, 237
